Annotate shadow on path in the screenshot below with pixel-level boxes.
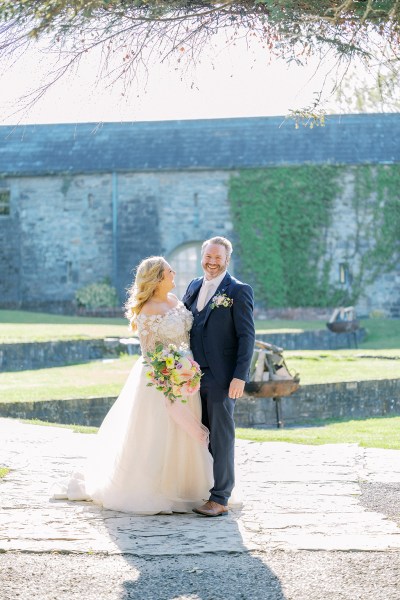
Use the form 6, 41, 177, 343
101, 509, 286, 600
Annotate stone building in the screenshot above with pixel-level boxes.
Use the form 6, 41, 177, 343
0, 114, 399, 315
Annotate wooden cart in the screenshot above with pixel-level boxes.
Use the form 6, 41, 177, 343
244, 340, 300, 428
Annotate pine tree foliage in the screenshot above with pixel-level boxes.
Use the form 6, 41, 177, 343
0, 1, 399, 112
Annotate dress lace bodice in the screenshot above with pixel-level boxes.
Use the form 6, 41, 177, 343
136, 302, 193, 356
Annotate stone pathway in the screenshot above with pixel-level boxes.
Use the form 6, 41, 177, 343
1, 418, 400, 556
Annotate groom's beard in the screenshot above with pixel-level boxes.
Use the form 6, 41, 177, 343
202, 261, 227, 279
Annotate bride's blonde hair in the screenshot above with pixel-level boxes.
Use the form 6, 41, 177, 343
124, 256, 166, 331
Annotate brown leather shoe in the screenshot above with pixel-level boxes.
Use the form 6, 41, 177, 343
193, 500, 229, 517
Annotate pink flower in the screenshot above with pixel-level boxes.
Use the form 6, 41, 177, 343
181, 370, 196, 381
172, 384, 182, 397
181, 381, 200, 396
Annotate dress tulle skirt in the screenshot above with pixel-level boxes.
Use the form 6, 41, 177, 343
54, 357, 214, 514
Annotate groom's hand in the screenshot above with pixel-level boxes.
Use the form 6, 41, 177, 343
228, 378, 245, 400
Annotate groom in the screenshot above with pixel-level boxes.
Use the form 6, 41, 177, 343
183, 236, 255, 516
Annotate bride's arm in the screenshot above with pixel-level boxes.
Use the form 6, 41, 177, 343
136, 314, 159, 357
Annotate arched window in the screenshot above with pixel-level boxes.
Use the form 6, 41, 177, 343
168, 242, 203, 298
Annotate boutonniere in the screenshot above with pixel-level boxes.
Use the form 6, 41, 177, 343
210, 292, 234, 309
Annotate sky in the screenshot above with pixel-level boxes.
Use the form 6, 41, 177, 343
0, 29, 356, 126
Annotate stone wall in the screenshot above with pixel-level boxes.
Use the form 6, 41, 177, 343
8, 174, 114, 305
3, 170, 234, 307
0, 396, 116, 427
256, 328, 365, 350
0, 180, 20, 304
1, 379, 399, 427
236, 378, 400, 427
1, 165, 399, 314
116, 170, 232, 294
0, 339, 138, 372
116, 174, 162, 293
323, 167, 400, 317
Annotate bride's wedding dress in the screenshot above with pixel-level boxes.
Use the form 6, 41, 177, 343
54, 302, 213, 514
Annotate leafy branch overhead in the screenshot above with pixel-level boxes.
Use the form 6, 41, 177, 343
0, 1, 399, 112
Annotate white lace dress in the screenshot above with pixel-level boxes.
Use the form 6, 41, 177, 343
55, 302, 213, 514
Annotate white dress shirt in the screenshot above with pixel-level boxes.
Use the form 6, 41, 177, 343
197, 271, 227, 311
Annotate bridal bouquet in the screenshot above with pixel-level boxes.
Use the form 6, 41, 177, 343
145, 343, 202, 403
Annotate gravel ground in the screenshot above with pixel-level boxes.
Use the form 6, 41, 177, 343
359, 483, 400, 526
2, 421, 400, 600
1, 550, 400, 600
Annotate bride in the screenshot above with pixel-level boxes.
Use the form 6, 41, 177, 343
55, 256, 213, 514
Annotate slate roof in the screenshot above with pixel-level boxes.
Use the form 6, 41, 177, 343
0, 114, 399, 176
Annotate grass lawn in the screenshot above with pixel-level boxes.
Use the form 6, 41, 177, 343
1, 310, 400, 349
0, 351, 399, 403
284, 349, 400, 384
254, 318, 324, 333
236, 416, 400, 450
0, 356, 137, 403
358, 317, 400, 349
0, 310, 131, 343
255, 317, 400, 350
18, 416, 400, 450
0, 311, 330, 343
0, 310, 398, 404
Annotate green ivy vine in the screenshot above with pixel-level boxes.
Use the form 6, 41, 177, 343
353, 165, 400, 284
229, 166, 343, 307
228, 165, 400, 309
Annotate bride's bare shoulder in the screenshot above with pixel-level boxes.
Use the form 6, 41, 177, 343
168, 293, 180, 305
139, 295, 180, 317
139, 300, 161, 317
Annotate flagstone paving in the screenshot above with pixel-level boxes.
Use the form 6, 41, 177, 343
0, 418, 400, 557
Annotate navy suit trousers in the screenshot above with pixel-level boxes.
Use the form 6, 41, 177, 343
200, 367, 235, 506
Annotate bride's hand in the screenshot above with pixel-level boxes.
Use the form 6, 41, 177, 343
228, 378, 245, 400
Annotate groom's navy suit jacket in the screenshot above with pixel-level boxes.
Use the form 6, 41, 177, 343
183, 272, 255, 389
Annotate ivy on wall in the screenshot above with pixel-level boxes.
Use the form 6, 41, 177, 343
228, 165, 400, 309
352, 166, 400, 293
229, 166, 342, 307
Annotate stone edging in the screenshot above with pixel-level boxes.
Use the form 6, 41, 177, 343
1, 378, 399, 429
0, 338, 140, 372
255, 328, 365, 350
236, 377, 400, 427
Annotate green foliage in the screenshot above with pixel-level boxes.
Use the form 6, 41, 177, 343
230, 165, 400, 309
1, 1, 400, 120
334, 64, 400, 114
288, 106, 327, 129
345, 165, 400, 300
75, 280, 119, 309
229, 166, 343, 308
2, 1, 400, 28
364, 166, 400, 278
